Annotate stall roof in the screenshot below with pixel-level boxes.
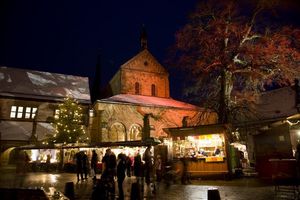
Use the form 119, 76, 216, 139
18, 143, 91, 150
92, 138, 161, 147
18, 138, 161, 149
164, 123, 231, 137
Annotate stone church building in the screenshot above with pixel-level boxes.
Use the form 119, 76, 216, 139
89, 29, 217, 144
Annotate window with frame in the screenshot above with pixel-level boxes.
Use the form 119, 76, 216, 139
25, 107, 37, 119
10, 106, 17, 118
135, 82, 140, 95
151, 84, 156, 96
10, 106, 37, 119
17, 106, 23, 118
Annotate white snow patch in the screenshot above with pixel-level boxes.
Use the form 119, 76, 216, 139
27, 72, 57, 86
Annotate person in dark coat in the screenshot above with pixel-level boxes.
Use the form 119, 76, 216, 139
117, 153, 126, 200
126, 154, 132, 177
102, 149, 110, 174
102, 148, 117, 178
134, 151, 142, 180
91, 150, 98, 180
143, 146, 153, 185
82, 151, 88, 180
75, 151, 83, 182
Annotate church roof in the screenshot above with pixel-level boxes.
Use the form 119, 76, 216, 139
98, 94, 200, 110
0, 66, 91, 103
120, 49, 168, 74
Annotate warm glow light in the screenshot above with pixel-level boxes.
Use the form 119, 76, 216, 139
31, 150, 39, 161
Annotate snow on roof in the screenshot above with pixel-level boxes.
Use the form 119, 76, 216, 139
0, 121, 54, 141
256, 86, 298, 119
0, 66, 90, 103
98, 94, 200, 110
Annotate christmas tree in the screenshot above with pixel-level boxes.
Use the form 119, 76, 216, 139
48, 97, 88, 144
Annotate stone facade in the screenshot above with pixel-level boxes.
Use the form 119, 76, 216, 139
90, 100, 216, 143
109, 49, 170, 98
91, 46, 217, 143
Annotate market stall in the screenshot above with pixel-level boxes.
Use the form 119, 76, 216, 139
17, 138, 161, 173
164, 124, 231, 177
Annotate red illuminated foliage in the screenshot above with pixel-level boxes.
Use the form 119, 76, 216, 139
170, 0, 300, 123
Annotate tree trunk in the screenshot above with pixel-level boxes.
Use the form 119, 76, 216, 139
219, 67, 233, 124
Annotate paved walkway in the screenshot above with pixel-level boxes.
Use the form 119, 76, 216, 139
0, 169, 279, 200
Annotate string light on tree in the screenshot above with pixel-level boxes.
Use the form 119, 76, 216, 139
47, 96, 87, 144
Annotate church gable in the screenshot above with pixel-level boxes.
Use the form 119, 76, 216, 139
120, 49, 168, 75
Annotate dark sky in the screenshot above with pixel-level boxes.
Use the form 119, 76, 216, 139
0, 0, 299, 100
0, 0, 198, 100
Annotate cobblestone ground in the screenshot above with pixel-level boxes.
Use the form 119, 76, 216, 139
0, 170, 277, 200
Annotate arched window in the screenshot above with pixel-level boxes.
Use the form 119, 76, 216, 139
128, 124, 142, 141
109, 122, 126, 142
151, 84, 156, 96
135, 82, 140, 95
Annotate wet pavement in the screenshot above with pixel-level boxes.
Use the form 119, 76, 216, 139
0, 167, 281, 199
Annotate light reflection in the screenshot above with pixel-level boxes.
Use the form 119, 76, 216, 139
49, 174, 58, 184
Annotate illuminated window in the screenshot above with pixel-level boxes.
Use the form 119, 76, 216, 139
54, 109, 60, 119
128, 124, 142, 141
89, 109, 94, 117
10, 106, 17, 118
25, 107, 31, 118
17, 107, 23, 118
10, 106, 37, 119
31, 108, 37, 119
151, 84, 156, 96
135, 82, 140, 95
25, 107, 37, 119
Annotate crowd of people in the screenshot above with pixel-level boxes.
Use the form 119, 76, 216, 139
88, 146, 163, 200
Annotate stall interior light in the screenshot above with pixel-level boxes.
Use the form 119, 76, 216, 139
187, 136, 196, 141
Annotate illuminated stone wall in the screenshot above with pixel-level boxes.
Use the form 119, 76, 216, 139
90, 102, 217, 142
109, 49, 170, 98
121, 69, 169, 97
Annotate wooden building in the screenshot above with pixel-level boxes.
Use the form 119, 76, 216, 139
0, 66, 91, 164
235, 85, 300, 178
164, 124, 231, 177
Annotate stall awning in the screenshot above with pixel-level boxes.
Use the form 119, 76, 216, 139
92, 137, 161, 147
18, 138, 161, 150
18, 143, 91, 150
163, 123, 231, 137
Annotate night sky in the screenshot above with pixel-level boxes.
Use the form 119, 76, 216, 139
0, 0, 198, 100
0, 0, 299, 100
